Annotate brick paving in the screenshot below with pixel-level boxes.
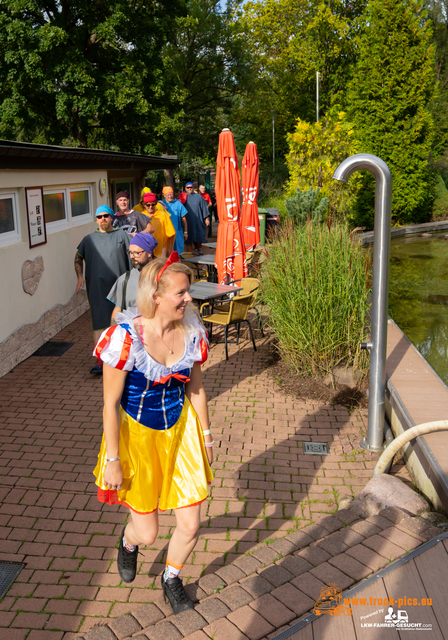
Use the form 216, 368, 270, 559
0, 310, 414, 639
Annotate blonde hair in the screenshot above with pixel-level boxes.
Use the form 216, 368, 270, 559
136, 258, 194, 329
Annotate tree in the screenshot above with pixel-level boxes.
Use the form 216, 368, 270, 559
160, 0, 251, 160
0, 0, 183, 150
348, 0, 436, 226
285, 111, 360, 217
232, 0, 366, 163
425, 0, 448, 157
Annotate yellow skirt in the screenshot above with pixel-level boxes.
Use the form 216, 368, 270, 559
93, 396, 213, 514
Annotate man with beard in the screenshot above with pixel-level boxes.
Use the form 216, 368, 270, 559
108, 233, 158, 323
113, 190, 153, 236
75, 205, 131, 374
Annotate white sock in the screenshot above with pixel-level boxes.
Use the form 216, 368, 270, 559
123, 536, 136, 552
164, 563, 181, 579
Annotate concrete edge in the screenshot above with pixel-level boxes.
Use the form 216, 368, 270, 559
361, 220, 448, 245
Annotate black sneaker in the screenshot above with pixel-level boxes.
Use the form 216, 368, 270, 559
161, 571, 194, 615
117, 525, 138, 583
89, 363, 103, 375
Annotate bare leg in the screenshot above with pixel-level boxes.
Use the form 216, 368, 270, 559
167, 504, 201, 566
93, 329, 103, 346
124, 509, 159, 547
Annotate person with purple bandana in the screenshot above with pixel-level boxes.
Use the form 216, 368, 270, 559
108, 233, 158, 323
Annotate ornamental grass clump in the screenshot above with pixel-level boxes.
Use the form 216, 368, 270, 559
261, 219, 371, 378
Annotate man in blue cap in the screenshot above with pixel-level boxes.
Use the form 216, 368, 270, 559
183, 181, 210, 254
75, 205, 132, 374
108, 232, 158, 323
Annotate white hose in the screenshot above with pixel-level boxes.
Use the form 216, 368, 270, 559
373, 420, 448, 475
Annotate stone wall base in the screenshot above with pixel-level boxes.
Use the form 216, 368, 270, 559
0, 291, 90, 377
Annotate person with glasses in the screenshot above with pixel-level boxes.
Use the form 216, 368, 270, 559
75, 206, 132, 374
183, 181, 210, 254
143, 192, 176, 259
108, 233, 158, 324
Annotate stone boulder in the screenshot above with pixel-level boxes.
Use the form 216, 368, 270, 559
350, 473, 429, 518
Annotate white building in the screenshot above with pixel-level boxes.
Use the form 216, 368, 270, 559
0, 140, 178, 377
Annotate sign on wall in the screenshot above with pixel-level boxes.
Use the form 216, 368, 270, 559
25, 187, 47, 248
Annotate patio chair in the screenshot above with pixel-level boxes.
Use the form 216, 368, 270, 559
246, 249, 265, 275
201, 291, 257, 361
212, 277, 264, 336
180, 252, 209, 281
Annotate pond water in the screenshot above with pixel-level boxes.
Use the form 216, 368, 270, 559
388, 231, 448, 385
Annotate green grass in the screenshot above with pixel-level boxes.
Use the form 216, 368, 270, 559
261, 219, 371, 378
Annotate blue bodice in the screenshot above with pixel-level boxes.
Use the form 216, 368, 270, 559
121, 366, 190, 430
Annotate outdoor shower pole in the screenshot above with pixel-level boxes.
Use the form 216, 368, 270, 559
333, 154, 392, 451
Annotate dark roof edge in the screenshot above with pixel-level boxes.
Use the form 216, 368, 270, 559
0, 139, 180, 167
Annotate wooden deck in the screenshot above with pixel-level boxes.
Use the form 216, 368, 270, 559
273, 532, 448, 640
385, 319, 448, 511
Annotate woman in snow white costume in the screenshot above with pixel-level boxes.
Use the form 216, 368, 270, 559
93, 253, 213, 614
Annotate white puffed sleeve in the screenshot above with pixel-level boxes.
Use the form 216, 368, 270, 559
93, 325, 135, 371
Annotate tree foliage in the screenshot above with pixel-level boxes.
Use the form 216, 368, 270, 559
425, 0, 448, 157
285, 111, 360, 217
348, 0, 436, 226
161, 0, 250, 160
232, 0, 366, 163
0, 0, 185, 150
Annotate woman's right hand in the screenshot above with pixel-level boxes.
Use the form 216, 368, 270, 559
205, 446, 214, 466
103, 460, 123, 490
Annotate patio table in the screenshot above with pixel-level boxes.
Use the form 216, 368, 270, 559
182, 253, 217, 281
189, 282, 242, 302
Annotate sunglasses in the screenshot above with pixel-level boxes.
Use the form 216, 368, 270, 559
186, 186, 194, 189
96, 214, 111, 220
144, 203, 156, 207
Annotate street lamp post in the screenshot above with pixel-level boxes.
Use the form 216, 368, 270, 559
271, 110, 277, 173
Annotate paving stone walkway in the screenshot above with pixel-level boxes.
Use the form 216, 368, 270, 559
0, 310, 411, 640
71, 507, 441, 640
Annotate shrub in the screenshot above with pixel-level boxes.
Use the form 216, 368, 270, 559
431, 173, 448, 220
285, 111, 360, 219
261, 220, 371, 378
285, 187, 329, 225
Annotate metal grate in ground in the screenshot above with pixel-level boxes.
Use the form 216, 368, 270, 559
33, 341, 75, 357
303, 441, 330, 455
0, 562, 25, 600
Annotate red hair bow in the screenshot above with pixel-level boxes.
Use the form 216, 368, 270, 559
157, 252, 179, 283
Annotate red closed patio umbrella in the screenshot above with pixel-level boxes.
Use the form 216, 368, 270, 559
215, 128, 248, 284
241, 141, 260, 251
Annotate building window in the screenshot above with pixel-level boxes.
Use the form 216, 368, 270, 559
0, 192, 20, 247
45, 186, 92, 233
44, 192, 66, 224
